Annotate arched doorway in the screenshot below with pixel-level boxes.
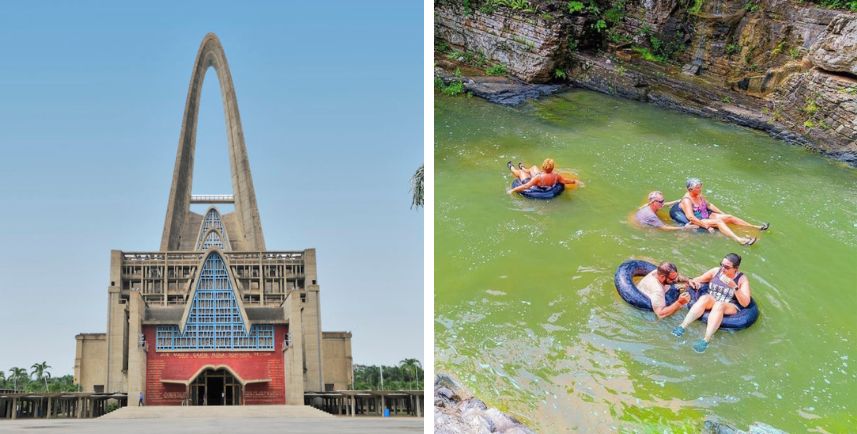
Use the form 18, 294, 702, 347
189, 368, 242, 405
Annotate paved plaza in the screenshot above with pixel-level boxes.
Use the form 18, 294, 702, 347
0, 406, 423, 433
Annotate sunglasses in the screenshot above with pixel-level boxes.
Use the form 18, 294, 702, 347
652, 199, 665, 204
720, 262, 735, 270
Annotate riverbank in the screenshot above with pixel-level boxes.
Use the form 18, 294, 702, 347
434, 0, 857, 166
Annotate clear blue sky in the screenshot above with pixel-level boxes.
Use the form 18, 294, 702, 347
0, 1, 423, 377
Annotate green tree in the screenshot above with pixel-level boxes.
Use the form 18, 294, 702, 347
9, 367, 27, 392
0, 370, 6, 389
399, 358, 423, 389
411, 164, 424, 209
31, 361, 52, 392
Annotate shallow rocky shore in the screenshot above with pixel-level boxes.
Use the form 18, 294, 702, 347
435, 67, 567, 106
434, 374, 535, 434
434, 371, 789, 433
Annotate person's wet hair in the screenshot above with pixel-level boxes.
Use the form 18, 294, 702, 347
657, 262, 677, 276
686, 177, 702, 190
541, 158, 555, 173
724, 253, 742, 268
648, 191, 663, 202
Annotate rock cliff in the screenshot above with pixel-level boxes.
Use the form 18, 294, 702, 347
435, 0, 856, 163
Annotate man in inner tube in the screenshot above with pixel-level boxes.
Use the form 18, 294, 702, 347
506, 158, 577, 194
637, 262, 699, 319
635, 191, 698, 231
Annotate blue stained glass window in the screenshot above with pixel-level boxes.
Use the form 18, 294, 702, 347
195, 208, 229, 250
201, 231, 224, 249
156, 253, 274, 351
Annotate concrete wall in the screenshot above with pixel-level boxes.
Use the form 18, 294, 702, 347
301, 249, 324, 393
105, 250, 128, 393
283, 291, 305, 404
74, 333, 107, 392
322, 332, 352, 391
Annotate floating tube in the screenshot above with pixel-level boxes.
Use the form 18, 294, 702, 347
669, 202, 709, 232
687, 283, 759, 330
511, 179, 564, 199
614, 260, 759, 330
669, 202, 691, 225
613, 260, 678, 310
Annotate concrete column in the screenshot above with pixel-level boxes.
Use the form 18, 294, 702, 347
106, 252, 128, 394
11, 398, 16, 420
351, 395, 355, 417
416, 395, 422, 417
127, 291, 147, 408
283, 291, 305, 404
46, 397, 52, 419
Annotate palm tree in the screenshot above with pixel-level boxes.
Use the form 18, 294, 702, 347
30, 361, 51, 392
0, 370, 5, 389
9, 367, 27, 392
399, 358, 423, 389
410, 164, 423, 209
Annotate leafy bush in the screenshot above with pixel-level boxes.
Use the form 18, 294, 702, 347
803, 99, 819, 115
725, 43, 740, 55
567, 1, 585, 13
554, 68, 568, 79
689, 0, 705, 14
484, 0, 533, 11
486, 64, 508, 76
436, 40, 450, 54
788, 47, 802, 59
806, 0, 857, 11
633, 46, 665, 62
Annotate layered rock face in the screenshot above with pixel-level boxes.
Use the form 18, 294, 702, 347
435, 0, 857, 161
435, 4, 568, 82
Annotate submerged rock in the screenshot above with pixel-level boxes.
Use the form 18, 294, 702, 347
434, 373, 536, 434
703, 418, 789, 434
436, 68, 567, 106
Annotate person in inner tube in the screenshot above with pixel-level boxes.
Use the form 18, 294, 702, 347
672, 253, 752, 353
679, 178, 769, 245
637, 262, 699, 319
506, 158, 578, 194
635, 191, 698, 231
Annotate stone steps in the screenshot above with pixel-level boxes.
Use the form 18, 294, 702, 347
100, 405, 333, 419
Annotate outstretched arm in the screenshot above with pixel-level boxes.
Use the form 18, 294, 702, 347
508, 176, 538, 194
557, 174, 578, 186
691, 268, 718, 286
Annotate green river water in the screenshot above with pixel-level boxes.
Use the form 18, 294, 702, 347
435, 90, 857, 432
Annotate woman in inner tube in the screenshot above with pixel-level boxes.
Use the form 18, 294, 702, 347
672, 253, 751, 353
679, 177, 768, 246
506, 158, 578, 195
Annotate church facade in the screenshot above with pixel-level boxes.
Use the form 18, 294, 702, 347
73, 34, 352, 405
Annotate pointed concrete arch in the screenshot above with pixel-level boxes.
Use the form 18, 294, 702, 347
194, 207, 232, 250
161, 33, 265, 252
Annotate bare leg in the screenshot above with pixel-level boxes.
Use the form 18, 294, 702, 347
703, 218, 752, 244
680, 295, 714, 328
510, 166, 529, 181
702, 302, 739, 342
711, 213, 762, 229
